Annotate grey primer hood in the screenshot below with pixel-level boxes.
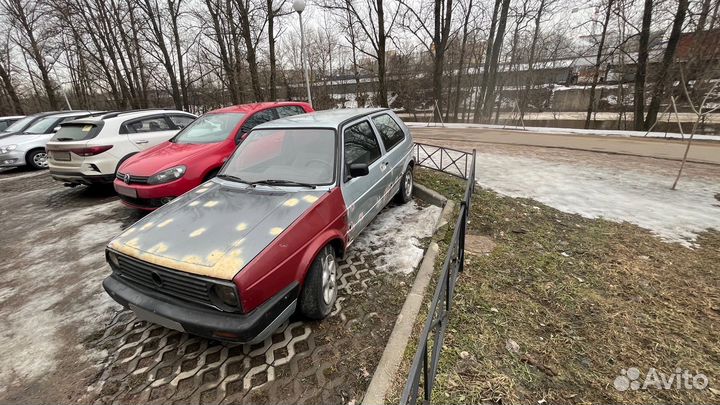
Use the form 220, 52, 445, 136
109, 180, 326, 280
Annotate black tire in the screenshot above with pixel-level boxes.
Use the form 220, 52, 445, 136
299, 245, 338, 320
26, 149, 48, 170
395, 165, 414, 204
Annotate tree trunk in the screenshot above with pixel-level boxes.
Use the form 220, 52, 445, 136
473, 0, 501, 123
633, 0, 653, 130
0, 63, 24, 114
644, 0, 688, 130
376, 0, 388, 107
267, 0, 277, 100
584, 0, 614, 129
235, 0, 264, 101
481, 0, 511, 121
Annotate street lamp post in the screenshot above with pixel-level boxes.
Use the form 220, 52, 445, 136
292, 0, 313, 107
44, 55, 72, 110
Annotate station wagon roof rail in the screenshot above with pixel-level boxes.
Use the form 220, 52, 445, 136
253, 108, 391, 130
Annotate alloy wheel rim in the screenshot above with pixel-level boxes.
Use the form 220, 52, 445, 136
321, 253, 337, 305
34, 152, 48, 168
405, 171, 413, 198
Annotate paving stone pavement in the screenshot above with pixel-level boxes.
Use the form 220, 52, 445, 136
90, 252, 396, 405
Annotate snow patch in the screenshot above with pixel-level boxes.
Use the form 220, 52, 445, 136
353, 201, 441, 274
474, 152, 720, 247
406, 122, 720, 141
0, 203, 123, 389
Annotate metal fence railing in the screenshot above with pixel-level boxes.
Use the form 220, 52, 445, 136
401, 147, 476, 405
414, 143, 472, 179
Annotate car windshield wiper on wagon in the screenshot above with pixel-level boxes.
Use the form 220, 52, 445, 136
216, 174, 250, 184
250, 179, 317, 189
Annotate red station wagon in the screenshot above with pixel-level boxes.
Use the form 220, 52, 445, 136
114, 102, 314, 210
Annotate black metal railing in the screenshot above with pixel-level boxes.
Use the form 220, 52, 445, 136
401, 148, 476, 405
414, 143, 472, 179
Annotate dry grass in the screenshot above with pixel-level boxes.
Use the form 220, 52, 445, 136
411, 168, 720, 404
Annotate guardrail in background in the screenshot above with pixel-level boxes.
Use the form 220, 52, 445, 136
414, 143, 471, 179
401, 147, 476, 405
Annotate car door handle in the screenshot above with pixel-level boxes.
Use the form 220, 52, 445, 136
136, 140, 149, 144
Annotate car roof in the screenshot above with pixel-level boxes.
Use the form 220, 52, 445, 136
0, 115, 24, 120
66, 109, 192, 124
255, 108, 389, 130
208, 101, 310, 115
48, 110, 99, 118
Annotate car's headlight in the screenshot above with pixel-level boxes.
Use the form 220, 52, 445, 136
0, 144, 17, 154
147, 165, 186, 185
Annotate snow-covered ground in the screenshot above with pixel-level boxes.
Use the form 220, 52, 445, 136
406, 122, 720, 141
474, 151, 720, 247
353, 201, 442, 274
0, 200, 123, 391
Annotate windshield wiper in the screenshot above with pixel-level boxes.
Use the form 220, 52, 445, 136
216, 174, 250, 184
250, 179, 317, 189
56, 137, 75, 141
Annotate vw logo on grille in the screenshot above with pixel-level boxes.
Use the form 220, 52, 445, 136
151, 271, 163, 287
124, 173, 131, 183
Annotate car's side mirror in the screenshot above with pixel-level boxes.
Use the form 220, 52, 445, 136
52, 126, 61, 133
348, 163, 369, 178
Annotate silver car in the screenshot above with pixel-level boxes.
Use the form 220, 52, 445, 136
0, 110, 97, 169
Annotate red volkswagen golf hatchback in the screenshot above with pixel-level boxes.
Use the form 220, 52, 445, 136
114, 102, 314, 210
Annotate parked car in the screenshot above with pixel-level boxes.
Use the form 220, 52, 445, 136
0, 111, 66, 139
0, 115, 25, 132
46, 109, 196, 186
103, 108, 414, 343
113, 102, 313, 210
0, 110, 97, 169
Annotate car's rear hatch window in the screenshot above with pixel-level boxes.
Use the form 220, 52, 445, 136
52, 123, 101, 141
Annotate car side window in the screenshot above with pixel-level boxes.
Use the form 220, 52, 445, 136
275, 106, 306, 118
127, 117, 172, 133
241, 109, 277, 134
372, 114, 405, 151
169, 115, 194, 129
344, 121, 382, 167
0, 120, 9, 131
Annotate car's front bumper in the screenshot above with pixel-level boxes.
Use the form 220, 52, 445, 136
103, 275, 299, 343
50, 171, 115, 185
0, 150, 26, 168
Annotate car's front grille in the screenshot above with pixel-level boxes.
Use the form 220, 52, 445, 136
116, 171, 149, 184
114, 253, 216, 309
118, 194, 165, 208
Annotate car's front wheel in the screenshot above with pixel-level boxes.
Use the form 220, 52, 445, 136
26, 149, 48, 170
395, 165, 413, 204
299, 245, 338, 320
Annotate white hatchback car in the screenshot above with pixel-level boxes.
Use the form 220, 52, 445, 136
47, 110, 196, 186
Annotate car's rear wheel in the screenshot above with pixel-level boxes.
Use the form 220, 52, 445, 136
299, 245, 338, 320
26, 149, 48, 170
395, 165, 413, 204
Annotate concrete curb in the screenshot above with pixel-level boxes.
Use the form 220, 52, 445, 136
362, 195, 456, 405
413, 183, 447, 208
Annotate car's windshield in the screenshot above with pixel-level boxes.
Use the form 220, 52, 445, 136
172, 113, 245, 144
3, 116, 34, 133
24, 116, 60, 134
221, 128, 336, 185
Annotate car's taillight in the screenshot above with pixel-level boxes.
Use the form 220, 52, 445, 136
69, 145, 113, 156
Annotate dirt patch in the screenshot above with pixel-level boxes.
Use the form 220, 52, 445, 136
465, 234, 497, 256
412, 169, 720, 404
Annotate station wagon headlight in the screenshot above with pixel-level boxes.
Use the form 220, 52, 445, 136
0, 144, 17, 154
107, 249, 120, 268
148, 165, 186, 185
210, 284, 241, 310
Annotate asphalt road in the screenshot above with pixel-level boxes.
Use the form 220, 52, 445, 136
412, 127, 720, 165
